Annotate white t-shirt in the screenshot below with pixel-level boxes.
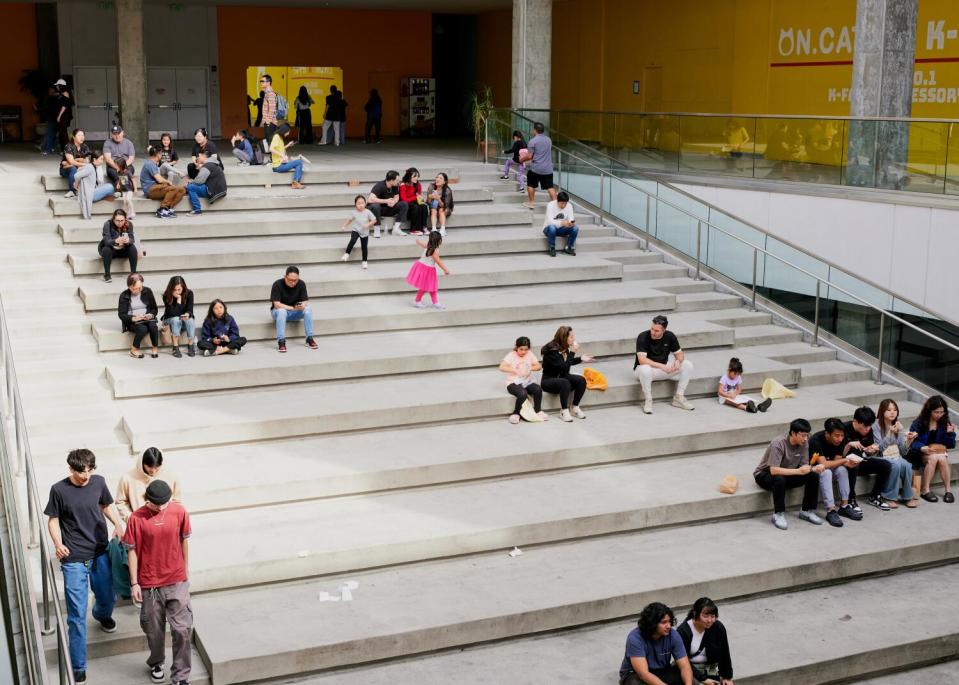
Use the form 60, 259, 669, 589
686, 619, 708, 664
543, 201, 575, 229
349, 209, 376, 238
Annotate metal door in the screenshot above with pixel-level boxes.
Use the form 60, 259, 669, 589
176, 68, 209, 137
148, 68, 178, 138
74, 67, 118, 140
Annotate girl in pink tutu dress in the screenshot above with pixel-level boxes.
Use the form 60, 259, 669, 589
406, 231, 450, 309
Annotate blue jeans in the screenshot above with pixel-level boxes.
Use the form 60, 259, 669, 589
59, 165, 78, 190
882, 456, 915, 501
43, 124, 58, 153
62, 552, 115, 673
274, 160, 303, 182
165, 316, 196, 343
272, 307, 314, 341
93, 184, 115, 202
186, 183, 209, 212
543, 224, 579, 249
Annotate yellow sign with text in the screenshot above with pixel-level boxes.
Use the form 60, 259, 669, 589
245, 66, 343, 127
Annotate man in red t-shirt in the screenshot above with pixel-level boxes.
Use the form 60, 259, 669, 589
122, 480, 193, 685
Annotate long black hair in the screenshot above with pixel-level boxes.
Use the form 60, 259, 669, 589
297, 85, 310, 103
637, 602, 675, 640
425, 231, 442, 257
402, 167, 420, 185
163, 275, 190, 306
686, 597, 719, 621
205, 298, 228, 324
916, 395, 951, 430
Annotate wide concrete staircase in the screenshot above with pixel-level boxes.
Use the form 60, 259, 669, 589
4, 147, 956, 684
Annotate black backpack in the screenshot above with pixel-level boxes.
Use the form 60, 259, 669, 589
240, 130, 266, 165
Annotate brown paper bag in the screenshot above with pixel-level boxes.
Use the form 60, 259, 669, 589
719, 475, 739, 495
159, 324, 173, 347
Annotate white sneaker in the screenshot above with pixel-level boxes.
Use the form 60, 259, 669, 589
362, 261, 368, 270
298, 154, 312, 166
393, 226, 408, 236
771, 513, 788, 530
238, 161, 250, 167
340, 253, 349, 262
374, 227, 382, 238
571, 406, 586, 419
642, 399, 653, 415
439, 227, 447, 237
432, 303, 445, 310
798, 510, 824, 526
414, 301, 427, 308
671, 395, 695, 411
64, 190, 76, 199
560, 409, 573, 422
536, 411, 549, 421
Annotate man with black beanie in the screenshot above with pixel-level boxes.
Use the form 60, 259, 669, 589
122, 479, 193, 685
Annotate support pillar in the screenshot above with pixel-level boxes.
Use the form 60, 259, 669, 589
115, 0, 148, 150
511, 0, 551, 113
847, 0, 918, 189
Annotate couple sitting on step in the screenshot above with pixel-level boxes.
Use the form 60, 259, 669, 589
755, 395, 955, 530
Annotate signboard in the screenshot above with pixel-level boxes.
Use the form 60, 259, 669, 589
245, 66, 343, 123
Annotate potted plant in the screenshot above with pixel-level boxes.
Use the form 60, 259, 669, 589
469, 85, 495, 161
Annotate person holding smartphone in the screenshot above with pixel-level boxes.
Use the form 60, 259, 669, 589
118, 273, 159, 359
542, 190, 578, 258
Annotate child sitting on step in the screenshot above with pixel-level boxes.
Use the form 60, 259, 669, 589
406, 231, 450, 310
340, 195, 376, 270
718, 357, 772, 413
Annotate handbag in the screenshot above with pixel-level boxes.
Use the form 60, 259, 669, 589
159, 324, 173, 347
882, 444, 901, 458
519, 398, 543, 422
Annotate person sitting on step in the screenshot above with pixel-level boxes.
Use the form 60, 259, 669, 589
269, 123, 307, 189
619, 602, 694, 685
717, 357, 771, 413
161, 275, 197, 358
540, 326, 593, 423
499, 336, 547, 424
633, 315, 694, 414
184, 150, 228, 216
843, 406, 893, 512
368, 170, 408, 237
906, 395, 956, 503
230, 130, 256, 166
872, 398, 917, 508
542, 191, 578, 258
140, 145, 185, 219
118, 272, 159, 359
157, 132, 183, 184
198, 299, 247, 356
809, 417, 861, 528
427, 172, 454, 235
753, 418, 825, 530
270, 265, 318, 353
676, 598, 734, 685
98, 208, 138, 283
74, 151, 114, 220
399, 167, 429, 235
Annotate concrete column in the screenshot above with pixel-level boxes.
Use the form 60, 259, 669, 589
847, 0, 918, 189
115, 0, 148, 149
511, 0, 551, 112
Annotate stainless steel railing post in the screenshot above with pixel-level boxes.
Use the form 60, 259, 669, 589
695, 221, 702, 280
751, 249, 758, 311
813, 281, 821, 347
875, 313, 885, 385
598, 173, 606, 226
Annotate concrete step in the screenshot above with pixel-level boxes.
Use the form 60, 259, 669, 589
673, 291, 744, 312
91, 280, 677, 352
67, 227, 635, 275
41, 164, 464, 191
49, 184, 494, 217
620, 262, 688, 281
65, 386, 922, 514
104, 309, 751, 398
59, 204, 532, 243
46, 636, 210, 685
293, 565, 959, 685
731, 323, 803, 346
119, 348, 801, 453
77, 253, 628, 312
629, 276, 715, 294
190, 508, 959, 684
800, 359, 874, 386
736, 340, 838, 365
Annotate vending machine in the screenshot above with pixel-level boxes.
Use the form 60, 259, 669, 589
400, 78, 436, 137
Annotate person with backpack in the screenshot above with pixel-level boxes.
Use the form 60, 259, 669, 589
260, 74, 279, 141
230, 131, 256, 166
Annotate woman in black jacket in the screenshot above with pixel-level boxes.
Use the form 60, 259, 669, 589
676, 597, 734, 685
117, 273, 159, 358
161, 275, 196, 358
99, 209, 137, 283
540, 325, 594, 423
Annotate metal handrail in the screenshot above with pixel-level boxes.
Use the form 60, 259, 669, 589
0, 292, 75, 685
488, 113, 959, 386
492, 107, 959, 329
516, 107, 959, 124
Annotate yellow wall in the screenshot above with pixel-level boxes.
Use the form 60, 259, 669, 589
551, 0, 959, 118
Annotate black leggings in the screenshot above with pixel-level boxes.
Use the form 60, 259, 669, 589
101, 244, 138, 278
130, 321, 158, 349
408, 203, 428, 231
345, 232, 368, 261
197, 337, 247, 352
507, 382, 543, 415
365, 117, 381, 143
541, 374, 586, 409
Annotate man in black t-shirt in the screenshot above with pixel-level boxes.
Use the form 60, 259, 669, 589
809, 417, 860, 526
844, 406, 892, 511
270, 265, 318, 353
45, 449, 124, 684
367, 170, 409, 237
633, 315, 695, 414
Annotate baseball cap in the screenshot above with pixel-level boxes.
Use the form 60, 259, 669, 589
54, 78, 66, 86
145, 480, 172, 506
110, 124, 123, 134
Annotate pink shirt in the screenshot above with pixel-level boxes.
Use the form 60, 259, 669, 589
502, 350, 538, 386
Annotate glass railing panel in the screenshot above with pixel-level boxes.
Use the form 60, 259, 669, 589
900, 121, 949, 194
888, 297, 959, 398
946, 122, 959, 196
824, 265, 894, 312
754, 117, 845, 185
763, 236, 829, 297
558, 149, 605, 208
677, 115, 757, 177
607, 175, 652, 236
704, 208, 767, 287
653, 183, 706, 254
613, 113, 680, 172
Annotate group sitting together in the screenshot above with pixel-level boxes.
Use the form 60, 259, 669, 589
366, 168, 455, 237
754, 395, 955, 530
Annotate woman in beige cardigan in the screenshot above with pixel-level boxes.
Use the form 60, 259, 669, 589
115, 446, 181, 521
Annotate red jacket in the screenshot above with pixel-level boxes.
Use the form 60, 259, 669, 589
399, 182, 422, 203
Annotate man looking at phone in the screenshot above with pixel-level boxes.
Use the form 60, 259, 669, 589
844, 406, 893, 511
270, 265, 318, 353
543, 191, 578, 257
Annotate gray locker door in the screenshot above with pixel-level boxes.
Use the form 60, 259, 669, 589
148, 68, 179, 139
176, 68, 209, 138
74, 67, 116, 140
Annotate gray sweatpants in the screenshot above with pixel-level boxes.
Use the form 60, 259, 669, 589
160, 162, 183, 185
141, 580, 192, 682
232, 147, 252, 164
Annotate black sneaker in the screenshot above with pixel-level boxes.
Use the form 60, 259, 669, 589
155, 208, 165, 219
150, 663, 165, 683
746, 400, 757, 413
548, 247, 556, 257
838, 504, 863, 521
757, 397, 773, 412
848, 497, 863, 514
187, 343, 196, 357
305, 336, 318, 350
825, 510, 844, 527
278, 340, 287, 353
103, 275, 112, 283
563, 246, 577, 256
868, 495, 891, 511
98, 616, 117, 633
172, 346, 182, 358
74, 671, 86, 684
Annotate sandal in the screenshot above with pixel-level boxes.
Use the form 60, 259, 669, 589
150, 353, 159, 359
884, 500, 899, 509
903, 499, 919, 508
920, 491, 939, 503
944, 492, 955, 504
129, 351, 144, 359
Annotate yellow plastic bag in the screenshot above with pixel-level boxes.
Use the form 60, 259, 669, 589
583, 367, 608, 391
761, 377, 795, 400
